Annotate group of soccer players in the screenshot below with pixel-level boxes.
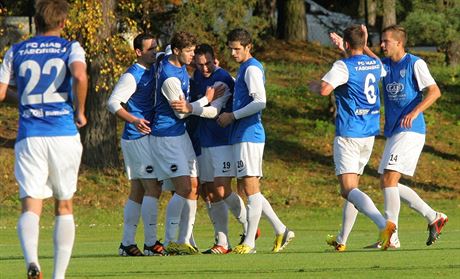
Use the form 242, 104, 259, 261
310, 24, 447, 251
109, 29, 295, 257
0, 0, 449, 278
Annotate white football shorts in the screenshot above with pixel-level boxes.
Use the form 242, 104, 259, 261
150, 133, 198, 180
333, 136, 375, 175
233, 142, 264, 178
121, 135, 157, 180
378, 131, 425, 176
198, 145, 235, 182
15, 134, 82, 200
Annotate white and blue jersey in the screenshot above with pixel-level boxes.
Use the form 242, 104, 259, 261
230, 58, 265, 144
0, 36, 86, 142
192, 68, 234, 147
322, 55, 384, 138
152, 55, 190, 136
115, 64, 155, 140
382, 54, 435, 137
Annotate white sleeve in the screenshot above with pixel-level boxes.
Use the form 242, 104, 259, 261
69, 41, 86, 65
321, 60, 348, 89
414, 59, 436, 90
0, 48, 15, 86
162, 77, 190, 119
107, 73, 137, 114
379, 60, 387, 78
192, 81, 232, 118
233, 66, 266, 120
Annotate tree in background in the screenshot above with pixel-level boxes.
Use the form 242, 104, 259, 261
402, 0, 460, 66
64, 0, 135, 168
170, 0, 268, 68
277, 0, 307, 41
382, 0, 396, 29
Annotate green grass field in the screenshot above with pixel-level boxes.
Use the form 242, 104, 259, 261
1, 200, 458, 278
1, 42, 459, 278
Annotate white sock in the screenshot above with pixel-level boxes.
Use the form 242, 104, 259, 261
383, 186, 400, 225
244, 192, 263, 248
261, 196, 286, 235
177, 199, 197, 244
224, 192, 248, 235
18, 211, 40, 270
336, 200, 358, 244
141, 196, 158, 246
208, 200, 229, 248
121, 199, 141, 246
347, 188, 386, 230
53, 215, 75, 279
164, 194, 186, 244
398, 183, 437, 223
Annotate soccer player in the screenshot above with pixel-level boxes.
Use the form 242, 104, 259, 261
217, 28, 294, 254
0, 0, 87, 278
309, 24, 396, 252
171, 43, 249, 254
107, 33, 165, 256
327, 25, 447, 250
151, 31, 219, 255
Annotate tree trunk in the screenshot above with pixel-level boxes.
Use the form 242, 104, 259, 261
446, 40, 460, 66
382, 0, 396, 29
80, 0, 120, 168
277, 0, 307, 41
254, 0, 277, 37
368, 0, 377, 27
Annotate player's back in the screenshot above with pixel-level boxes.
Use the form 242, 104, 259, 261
11, 36, 83, 141
334, 54, 382, 138
193, 68, 234, 147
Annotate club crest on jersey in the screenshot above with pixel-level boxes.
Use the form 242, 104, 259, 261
386, 82, 404, 96
400, 69, 406, 78
146, 165, 154, 173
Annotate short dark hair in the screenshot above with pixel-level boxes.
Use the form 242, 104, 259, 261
170, 31, 197, 51
34, 0, 69, 33
343, 25, 365, 50
195, 44, 215, 59
227, 28, 252, 47
382, 25, 407, 46
133, 33, 155, 51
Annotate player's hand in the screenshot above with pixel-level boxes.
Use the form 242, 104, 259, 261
205, 84, 225, 103
216, 112, 235, 127
361, 24, 369, 47
133, 118, 151, 134
75, 113, 87, 128
171, 95, 192, 113
400, 111, 419, 129
329, 32, 345, 52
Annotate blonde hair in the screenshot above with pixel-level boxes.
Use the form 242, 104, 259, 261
382, 25, 407, 47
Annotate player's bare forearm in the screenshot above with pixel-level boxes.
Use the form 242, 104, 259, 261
401, 84, 441, 128
0, 82, 7, 102
415, 84, 441, 114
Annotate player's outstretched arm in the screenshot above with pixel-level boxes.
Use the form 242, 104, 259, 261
70, 61, 88, 128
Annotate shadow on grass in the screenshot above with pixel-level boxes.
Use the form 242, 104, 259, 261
423, 144, 460, 162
